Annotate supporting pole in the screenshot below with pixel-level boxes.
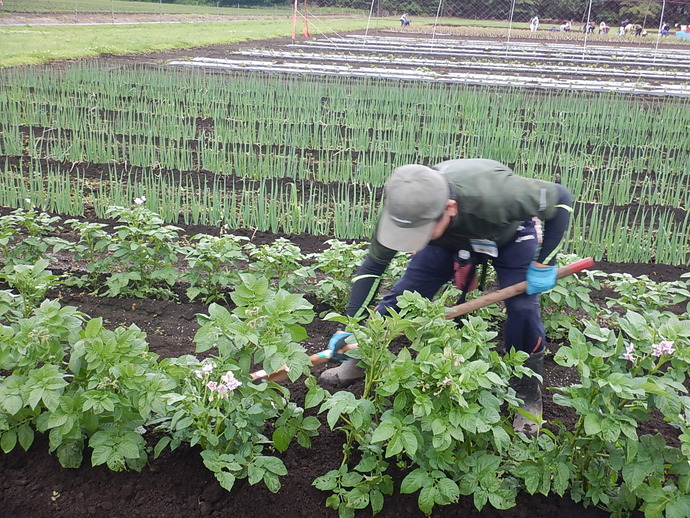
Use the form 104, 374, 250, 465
582, 0, 594, 61
303, 0, 310, 38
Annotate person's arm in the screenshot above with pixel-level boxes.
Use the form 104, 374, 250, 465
526, 184, 573, 294
329, 240, 394, 357
534, 184, 573, 266
344, 255, 389, 319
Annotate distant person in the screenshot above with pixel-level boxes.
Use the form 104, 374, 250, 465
530, 15, 539, 33
400, 13, 410, 27
599, 21, 610, 34
619, 18, 630, 35
661, 22, 670, 36
560, 21, 572, 32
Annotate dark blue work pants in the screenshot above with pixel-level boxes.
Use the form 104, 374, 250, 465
376, 221, 545, 354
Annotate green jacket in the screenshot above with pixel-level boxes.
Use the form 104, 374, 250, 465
369, 159, 561, 264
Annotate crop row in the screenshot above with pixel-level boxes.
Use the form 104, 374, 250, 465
1, 65, 689, 190
1, 204, 690, 517
1, 159, 688, 265
0, 64, 688, 265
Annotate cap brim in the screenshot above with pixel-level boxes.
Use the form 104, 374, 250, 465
377, 206, 436, 252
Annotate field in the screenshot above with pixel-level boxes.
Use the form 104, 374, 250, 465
1, 5, 690, 518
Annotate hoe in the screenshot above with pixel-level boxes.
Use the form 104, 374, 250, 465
251, 257, 595, 383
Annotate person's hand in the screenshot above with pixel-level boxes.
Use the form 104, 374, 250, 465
526, 262, 557, 295
328, 331, 353, 362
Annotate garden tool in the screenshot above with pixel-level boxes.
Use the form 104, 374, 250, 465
250, 257, 595, 384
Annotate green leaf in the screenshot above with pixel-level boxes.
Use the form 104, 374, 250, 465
341, 471, 363, 487
385, 434, 403, 457
84, 317, 104, 338
346, 487, 370, 510
437, 478, 460, 502
3, 395, 23, 415
520, 463, 541, 494
272, 427, 293, 453
1, 430, 17, 453
401, 468, 429, 494
91, 445, 112, 467
186, 287, 202, 301
401, 429, 418, 456
56, 441, 83, 469
248, 464, 264, 485
154, 436, 171, 459
313, 470, 339, 491
263, 472, 282, 493
354, 455, 378, 473
337, 503, 355, 518
17, 424, 34, 451
215, 471, 236, 492
371, 422, 396, 443
370, 489, 384, 515
260, 456, 288, 476
583, 413, 601, 435
666, 496, 690, 518
622, 462, 649, 490
418, 485, 437, 515
304, 386, 325, 409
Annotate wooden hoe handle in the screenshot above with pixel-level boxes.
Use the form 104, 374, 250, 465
251, 257, 595, 383
444, 256, 596, 319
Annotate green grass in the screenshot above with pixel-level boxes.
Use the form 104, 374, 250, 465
0, 0, 242, 15
0, 17, 390, 67
0, 0, 388, 67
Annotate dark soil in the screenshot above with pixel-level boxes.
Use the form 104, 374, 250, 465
0, 25, 688, 518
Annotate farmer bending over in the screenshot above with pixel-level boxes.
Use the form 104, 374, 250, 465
320, 159, 573, 435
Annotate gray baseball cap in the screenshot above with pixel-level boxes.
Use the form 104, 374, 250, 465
377, 165, 450, 252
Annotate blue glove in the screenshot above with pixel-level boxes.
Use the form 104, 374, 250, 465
526, 262, 557, 295
328, 331, 352, 363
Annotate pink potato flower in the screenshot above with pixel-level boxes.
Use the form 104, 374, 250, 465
651, 340, 675, 357
622, 344, 635, 362
221, 371, 242, 391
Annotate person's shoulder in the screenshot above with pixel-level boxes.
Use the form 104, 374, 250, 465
433, 158, 512, 177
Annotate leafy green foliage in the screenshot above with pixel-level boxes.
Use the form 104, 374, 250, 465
540, 254, 604, 340
307, 239, 368, 314
247, 237, 312, 291
0, 207, 66, 269
314, 295, 525, 516
604, 272, 690, 312
99, 204, 183, 299
1, 203, 689, 517
548, 305, 690, 516
195, 273, 314, 380
151, 275, 319, 492
0, 259, 61, 317
180, 233, 249, 303
62, 219, 111, 291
